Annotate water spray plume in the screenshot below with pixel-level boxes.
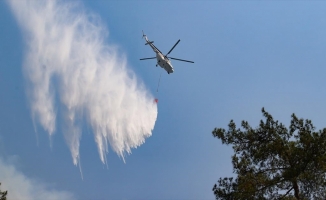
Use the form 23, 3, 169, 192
7, 0, 157, 165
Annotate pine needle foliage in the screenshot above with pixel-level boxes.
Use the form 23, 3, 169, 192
0, 183, 7, 200
212, 108, 326, 200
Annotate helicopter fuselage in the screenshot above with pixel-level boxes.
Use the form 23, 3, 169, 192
155, 51, 174, 74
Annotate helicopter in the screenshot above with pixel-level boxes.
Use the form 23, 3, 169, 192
140, 31, 194, 74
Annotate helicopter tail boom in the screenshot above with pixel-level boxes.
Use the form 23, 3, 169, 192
145, 41, 154, 45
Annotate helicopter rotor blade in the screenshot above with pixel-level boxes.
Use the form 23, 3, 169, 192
168, 57, 194, 63
165, 39, 180, 56
140, 57, 156, 60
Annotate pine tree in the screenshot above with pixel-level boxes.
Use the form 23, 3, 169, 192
212, 108, 326, 199
0, 183, 7, 200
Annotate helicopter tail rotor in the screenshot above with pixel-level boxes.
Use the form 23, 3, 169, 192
142, 30, 154, 45
142, 30, 146, 39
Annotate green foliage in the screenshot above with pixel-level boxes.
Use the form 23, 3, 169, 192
212, 108, 326, 200
0, 183, 7, 200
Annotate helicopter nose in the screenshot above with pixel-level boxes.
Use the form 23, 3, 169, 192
169, 64, 174, 73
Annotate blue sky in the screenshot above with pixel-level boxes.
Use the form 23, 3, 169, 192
1, 1, 326, 200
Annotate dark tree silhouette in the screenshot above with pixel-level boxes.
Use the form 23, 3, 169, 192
212, 108, 326, 200
0, 183, 7, 200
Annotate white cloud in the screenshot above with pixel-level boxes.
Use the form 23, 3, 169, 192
7, 0, 157, 165
0, 157, 75, 200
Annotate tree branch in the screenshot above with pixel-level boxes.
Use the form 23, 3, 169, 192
279, 187, 293, 200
